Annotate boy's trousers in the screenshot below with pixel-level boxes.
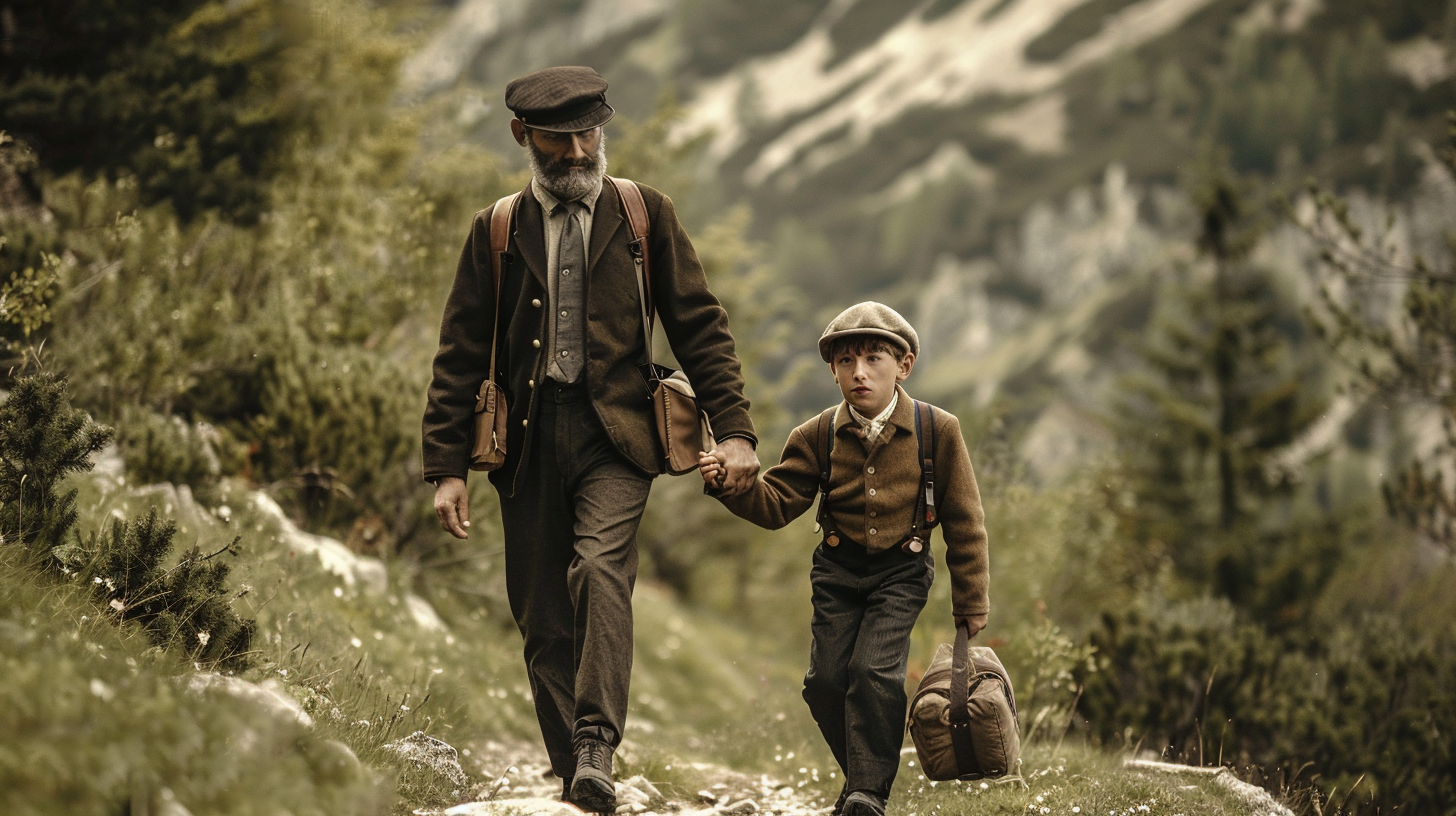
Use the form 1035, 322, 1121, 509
498, 379, 654, 778
803, 539, 934, 798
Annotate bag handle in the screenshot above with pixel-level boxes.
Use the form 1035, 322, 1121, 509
485, 192, 520, 389
948, 621, 981, 776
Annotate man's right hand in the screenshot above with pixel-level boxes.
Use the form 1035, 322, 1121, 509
433, 477, 471, 539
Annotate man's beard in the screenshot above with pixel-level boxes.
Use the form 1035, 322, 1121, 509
527, 132, 608, 202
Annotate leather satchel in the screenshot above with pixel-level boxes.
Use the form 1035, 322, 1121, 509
608, 176, 715, 475
908, 624, 1021, 781
469, 191, 519, 472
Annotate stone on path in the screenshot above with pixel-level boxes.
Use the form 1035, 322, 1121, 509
384, 730, 471, 798
443, 797, 581, 816
1124, 759, 1294, 816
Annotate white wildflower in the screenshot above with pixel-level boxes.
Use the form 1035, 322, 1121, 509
109, 599, 125, 613
197, 631, 211, 647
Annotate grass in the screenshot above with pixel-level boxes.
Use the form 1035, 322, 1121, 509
0, 458, 1295, 815
894, 743, 1275, 816
0, 542, 389, 816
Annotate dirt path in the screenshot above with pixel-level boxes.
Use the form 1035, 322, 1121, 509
439, 739, 830, 816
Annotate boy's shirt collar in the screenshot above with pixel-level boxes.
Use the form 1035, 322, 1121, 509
847, 391, 899, 443
836, 385, 916, 440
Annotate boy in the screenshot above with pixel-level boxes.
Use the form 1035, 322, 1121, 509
700, 302, 989, 816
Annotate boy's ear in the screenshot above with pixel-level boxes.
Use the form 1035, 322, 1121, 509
896, 352, 915, 382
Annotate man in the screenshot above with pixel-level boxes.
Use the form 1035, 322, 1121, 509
421, 66, 760, 813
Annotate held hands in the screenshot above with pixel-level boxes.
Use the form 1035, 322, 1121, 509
433, 476, 471, 539
699, 437, 759, 496
957, 613, 988, 639
699, 450, 726, 491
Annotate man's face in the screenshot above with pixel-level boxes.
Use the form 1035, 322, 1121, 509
515, 122, 606, 201
830, 342, 913, 417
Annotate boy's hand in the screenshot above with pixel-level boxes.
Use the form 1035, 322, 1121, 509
699, 450, 726, 490
956, 614, 988, 639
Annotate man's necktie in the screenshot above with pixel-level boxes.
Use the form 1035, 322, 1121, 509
554, 200, 586, 383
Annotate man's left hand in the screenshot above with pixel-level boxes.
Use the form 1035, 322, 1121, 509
713, 437, 760, 496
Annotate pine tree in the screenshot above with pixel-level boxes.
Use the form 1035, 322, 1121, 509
1302, 113, 1456, 551
76, 509, 256, 670
0, 372, 113, 562
1112, 164, 1326, 607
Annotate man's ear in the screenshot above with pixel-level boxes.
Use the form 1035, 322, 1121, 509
896, 352, 915, 382
510, 119, 528, 146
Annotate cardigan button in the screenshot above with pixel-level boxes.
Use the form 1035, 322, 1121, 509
532, 298, 541, 307
532, 339, 541, 348
528, 379, 535, 388
522, 419, 529, 427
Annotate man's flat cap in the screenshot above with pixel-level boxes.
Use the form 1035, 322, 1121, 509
505, 66, 615, 132
818, 301, 920, 362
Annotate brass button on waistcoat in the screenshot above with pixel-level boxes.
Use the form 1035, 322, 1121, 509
867, 466, 876, 474
868, 488, 877, 497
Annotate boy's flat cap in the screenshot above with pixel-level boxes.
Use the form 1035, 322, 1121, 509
504, 66, 615, 132
818, 301, 920, 362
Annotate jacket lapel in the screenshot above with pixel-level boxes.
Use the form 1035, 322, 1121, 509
587, 180, 623, 275
513, 184, 548, 289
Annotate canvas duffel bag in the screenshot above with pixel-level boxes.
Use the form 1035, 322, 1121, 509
908, 624, 1021, 781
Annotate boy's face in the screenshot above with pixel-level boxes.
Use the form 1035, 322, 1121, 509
830, 341, 914, 416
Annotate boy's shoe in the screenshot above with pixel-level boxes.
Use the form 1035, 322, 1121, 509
567, 736, 616, 814
841, 790, 887, 816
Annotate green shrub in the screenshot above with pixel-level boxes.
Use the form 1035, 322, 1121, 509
1077, 601, 1456, 814
0, 372, 112, 561
67, 508, 256, 671
115, 405, 230, 496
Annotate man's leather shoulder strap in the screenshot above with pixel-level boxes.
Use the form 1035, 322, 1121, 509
605, 176, 652, 314
606, 176, 650, 243
487, 192, 520, 286
484, 192, 519, 382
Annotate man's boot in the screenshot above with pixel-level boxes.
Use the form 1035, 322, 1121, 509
567, 728, 616, 814
840, 790, 886, 816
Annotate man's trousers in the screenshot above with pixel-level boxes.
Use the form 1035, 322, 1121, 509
802, 539, 933, 798
498, 379, 653, 778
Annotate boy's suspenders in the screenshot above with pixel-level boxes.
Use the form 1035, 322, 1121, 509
904, 400, 939, 552
813, 406, 841, 546
814, 401, 939, 551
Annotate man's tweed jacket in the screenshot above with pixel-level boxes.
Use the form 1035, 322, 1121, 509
422, 179, 755, 496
